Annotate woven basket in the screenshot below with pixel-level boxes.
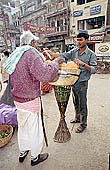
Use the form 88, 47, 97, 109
0, 125, 13, 148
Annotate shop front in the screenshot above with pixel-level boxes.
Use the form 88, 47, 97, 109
88, 33, 104, 52
42, 39, 65, 53
65, 37, 75, 52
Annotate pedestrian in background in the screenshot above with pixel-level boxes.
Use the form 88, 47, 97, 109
3, 31, 64, 166
1, 51, 10, 83
44, 30, 97, 133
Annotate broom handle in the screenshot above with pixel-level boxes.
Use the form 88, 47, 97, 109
40, 97, 48, 147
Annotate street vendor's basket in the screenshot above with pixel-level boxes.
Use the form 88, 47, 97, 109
49, 68, 81, 86
0, 125, 13, 148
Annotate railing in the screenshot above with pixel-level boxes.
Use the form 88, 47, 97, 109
48, 1, 68, 14
25, 1, 35, 9
47, 25, 68, 35
56, 25, 68, 32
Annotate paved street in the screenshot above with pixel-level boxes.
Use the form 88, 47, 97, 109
0, 74, 110, 170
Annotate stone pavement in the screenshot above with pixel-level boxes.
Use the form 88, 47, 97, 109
0, 74, 110, 170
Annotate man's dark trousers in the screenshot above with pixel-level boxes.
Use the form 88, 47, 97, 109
72, 81, 88, 128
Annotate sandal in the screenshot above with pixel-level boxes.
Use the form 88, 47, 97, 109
19, 150, 29, 162
75, 126, 86, 133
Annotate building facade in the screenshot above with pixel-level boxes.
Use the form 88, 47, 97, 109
19, 0, 48, 43
19, 0, 70, 52
43, 0, 70, 52
0, 0, 110, 53
0, 2, 20, 52
70, 0, 108, 51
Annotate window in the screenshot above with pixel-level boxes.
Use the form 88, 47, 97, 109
57, 20, 60, 31
86, 0, 96, 3
60, 20, 63, 31
86, 16, 105, 30
64, 19, 67, 25
77, 0, 96, 4
51, 0, 56, 2
77, 20, 85, 30
38, 0, 41, 3
51, 21, 55, 27
77, 0, 85, 5
20, 7, 23, 15
77, 16, 105, 30
58, 0, 63, 2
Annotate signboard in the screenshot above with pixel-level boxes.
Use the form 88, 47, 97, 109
95, 43, 110, 56
89, 34, 104, 42
73, 10, 83, 17
24, 22, 56, 34
90, 5, 101, 15
65, 38, 73, 45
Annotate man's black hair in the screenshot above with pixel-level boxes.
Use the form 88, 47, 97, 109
4, 51, 10, 57
77, 33, 89, 40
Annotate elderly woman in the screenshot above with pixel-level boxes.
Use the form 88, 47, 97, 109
3, 31, 64, 166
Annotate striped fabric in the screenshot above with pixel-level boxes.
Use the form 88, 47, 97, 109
41, 83, 53, 92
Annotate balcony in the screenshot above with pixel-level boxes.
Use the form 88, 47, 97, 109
47, 1, 68, 17
46, 25, 68, 37
25, 1, 35, 9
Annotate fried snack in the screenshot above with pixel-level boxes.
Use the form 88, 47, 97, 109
66, 61, 79, 69
59, 62, 66, 68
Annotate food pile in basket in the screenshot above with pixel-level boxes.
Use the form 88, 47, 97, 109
59, 61, 79, 69
49, 61, 81, 86
0, 130, 9, 139
58, 61, 79, 76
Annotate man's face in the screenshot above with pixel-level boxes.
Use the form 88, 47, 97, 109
77, 37, 88, 48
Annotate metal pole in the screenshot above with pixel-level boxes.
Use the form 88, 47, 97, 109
106, 0, 110, 26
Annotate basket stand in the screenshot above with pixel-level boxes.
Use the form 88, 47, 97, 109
53, 86, 71, 143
